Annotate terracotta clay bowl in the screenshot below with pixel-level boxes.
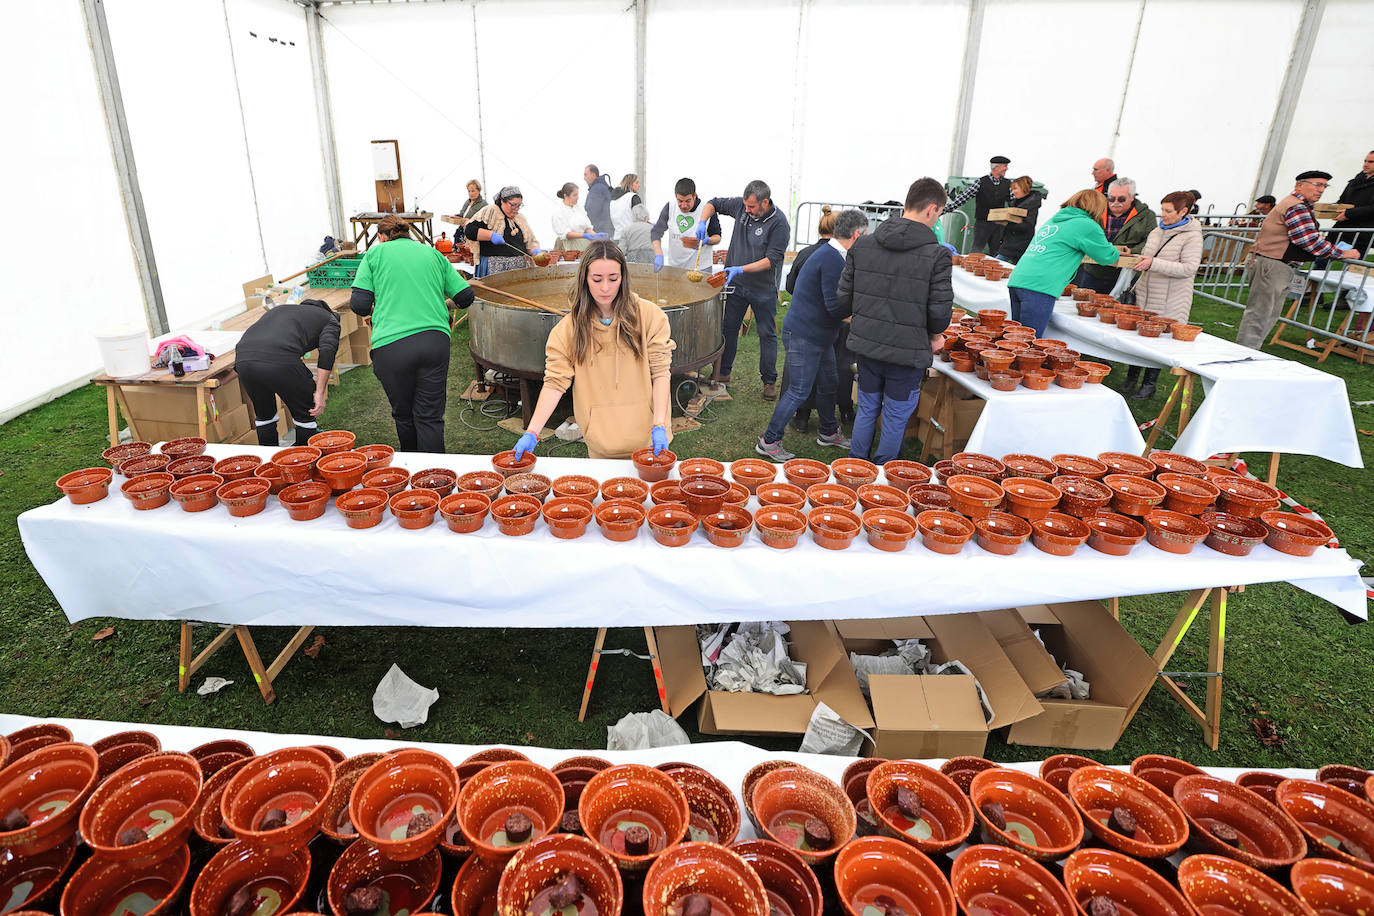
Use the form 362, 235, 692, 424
1084, 511, 1147, 555
160, 436, 208, 459
951, 844, 1076, 916
855, 483, 911, 513
1063, 847, 1194, 916
403, 467, 455, 498
731, 838, 824, 916
701, 505, 754, 548
742, 762, 803, 834
192, 756, 254, 847
757, 481, 808, 509
189, 739, 254, 763
326, 839, 441, 916
496, 832, 623, 916
1104, 473, 1167, 516
252, 462, 289, 496
807, 483, 859, 511
884, 459, 932, 491
310, 752, 384, 845
1177, 853, 1317, 916
1000, 453, 1057, 481
909, 483, 953, 514
1319, 764, 1372, 797
1031, 511, 1091, 556
720, 481, 747, 507
973, 510, 1032, 555
944, 474, 1004, 521
1277, 778, 1374, 872
449, 852, 504, 916
0, 833, 75, 915
93, 729, 162, 778
1117, 314, 1142, 331
600, 476, 649, 504
1098, 451, 1155, 477
633, 447, 677, 482
438, 491, 490, 534
595, 499, 646, 541
579, 763, 688, 872
1291, 858, 1374, 915
970, 768, 1083, 861
950, 353, 976, 373
833, 835, 955, 916
643, 841, 768, 916
1156, 471, 1220, 516
215, 477, 271, 518
6, 723, 73, 765
951, 452, 1006, 480
104, 440, 153, 468
1146, 450, 1208, 479
119, 453, 173, 479
1197, 511, 1269, 557
491, 449, 536, 478
0, 742, 100, 856
807, 506, 863, 551
1234, 770, 1288, 805
56, 467, 114, 505
1172, 774, 1306, 871
355, 443, 394, 472
541, 495, 595, 539
862, 508, 918, 552
1001, 476, 1062, 522
916, 509, 975, 554
556, 756, 613, 774
79, 750, 201, 864
1053, 475, 1114, 519
1143, 508, 1209, 554
121, 472, 176, 510
1039, 754, 1100, 796
307, 430, 356, 456
842, 758, 887, 806
1020, 367, 1056, 389
461, 748, 532, 768
504, 471, 552, 504
665, 765, 741, 845
1067, 765, 1188, 860
647, 503, 700, 546
551, 474, 601, 502
1099, 310, 1119, 324
187, 840, 311, 916
1053, 454, 1109, 480
1131, 755, 1204, 796
680, 457, 726, 479
989, 370, 1023, 391
60, 841, 188, 916
457, 760, 563, 864
212, 454, 263, 483
751, 767, 855, 866
278, 480, 331, 521
867, 760, 974, 855
831, 457, 880, 490
270, 446, 322, 483
220, 746, 335, 854
729, 458, 778, 494
1215, 477, 1282, 518
1260, 510, 1334, 556
649, 480, 686, 506
1015, 349, 1048, 371
755, 505, 808, 549
454, 469, 505, 501
168, 472, 224, 512
389, 487, 441, 529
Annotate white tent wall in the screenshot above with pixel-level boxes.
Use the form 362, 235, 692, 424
0, 2, 145, 421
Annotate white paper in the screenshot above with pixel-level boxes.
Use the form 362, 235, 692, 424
799, 702, 870, 756
196, 676, 233, 695
707, 623, 807, 695
606, 710, 690, 750
372, 664, 439, 729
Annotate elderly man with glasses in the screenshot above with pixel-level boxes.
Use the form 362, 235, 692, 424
1075, 177, 1157, 294
1236, 170, 1363, 349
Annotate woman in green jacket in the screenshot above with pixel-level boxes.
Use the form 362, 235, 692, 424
1006, 189, 1121, 336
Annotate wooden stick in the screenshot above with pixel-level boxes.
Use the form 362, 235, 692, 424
279, 250, 350, 284
468, 280, 568, 317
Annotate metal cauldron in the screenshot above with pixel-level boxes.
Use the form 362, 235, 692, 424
468, 263, 724, 378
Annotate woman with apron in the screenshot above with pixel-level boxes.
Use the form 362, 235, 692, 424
464, 185, 546, 277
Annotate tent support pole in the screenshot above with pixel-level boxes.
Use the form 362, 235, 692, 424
947, 0, 986, 178
80, 0, 168, 337
634, 0, 648, 194
472, 3, 487, 193
1252, 0, 1326, 203
305, 1, 346, 240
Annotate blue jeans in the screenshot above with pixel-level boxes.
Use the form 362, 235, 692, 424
721, 287, 778, 384
850, 356, 924, 464
764, 330, 838, 443
1008, 286, 1057, 337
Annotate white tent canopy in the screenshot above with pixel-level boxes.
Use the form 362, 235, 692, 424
4, 0, 1372, 421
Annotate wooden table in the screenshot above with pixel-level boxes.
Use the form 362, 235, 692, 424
350, 211, 435, 248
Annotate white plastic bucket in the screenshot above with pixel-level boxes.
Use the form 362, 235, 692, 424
95, 328, 150, 377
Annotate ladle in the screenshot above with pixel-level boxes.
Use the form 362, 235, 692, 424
499, 240, 552, 267
686, 237, 705, 283
468, 280, 568, 318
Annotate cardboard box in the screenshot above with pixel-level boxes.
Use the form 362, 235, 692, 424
868, 674, 988, 759
1083, 253, 1146, 269
1006, 601, 1158, 750
977, 608, 1068, 697
655, 621, 875, 737
836, 616, 933, 656
988, 207, 1027, 224
909, 374, 984, 456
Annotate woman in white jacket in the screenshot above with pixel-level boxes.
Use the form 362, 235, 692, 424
1123, 190, 1203, 398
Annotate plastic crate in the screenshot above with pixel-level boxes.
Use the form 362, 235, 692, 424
307, 257, 363, 287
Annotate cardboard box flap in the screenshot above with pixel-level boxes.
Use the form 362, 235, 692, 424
1015, 603, 1061, 625
834, 617, 935, 642
653, 625, 708, 719
870, 674, 985, 732
978, 608, 1068, 696
1043, 601, 1156, 707
698, 692, 818, 736
924, 614, 1043, 729
1010, 700, 1132, 751
794, 621, 875, 729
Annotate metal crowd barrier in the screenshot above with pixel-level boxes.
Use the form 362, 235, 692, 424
792, 200, 971, 252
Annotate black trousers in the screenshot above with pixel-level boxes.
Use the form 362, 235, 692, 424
237, 359, 317, 447
971, 220, 1005, 255
370, 330, 450, 453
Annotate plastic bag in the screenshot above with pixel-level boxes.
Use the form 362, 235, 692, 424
606, 710, 691, 750
372, 664, 439, 729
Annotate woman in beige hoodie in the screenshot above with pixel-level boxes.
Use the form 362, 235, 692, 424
513, 240, 676, 459
1122, 190, 1204, 399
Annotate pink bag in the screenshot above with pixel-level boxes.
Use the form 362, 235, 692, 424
153, 336, 207, 368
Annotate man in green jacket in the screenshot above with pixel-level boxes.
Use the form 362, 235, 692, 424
1075, 177, 1156, 293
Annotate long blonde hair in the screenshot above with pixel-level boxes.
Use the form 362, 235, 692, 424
1062, 189, 1107, 222
567, 240, 644, 366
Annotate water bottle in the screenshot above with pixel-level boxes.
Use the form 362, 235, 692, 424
169, 347, 185, 378
288, 285, 304, 304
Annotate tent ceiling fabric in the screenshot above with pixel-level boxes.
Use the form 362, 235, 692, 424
4, 0, 1374, 419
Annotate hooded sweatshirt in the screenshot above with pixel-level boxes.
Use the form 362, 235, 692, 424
585, 175, 614, 236
1008, 207, 1121, 297
839, 217, 952, 370
542, 293, 676, 458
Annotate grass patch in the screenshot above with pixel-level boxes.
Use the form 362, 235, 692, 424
1, 294, 1369, 765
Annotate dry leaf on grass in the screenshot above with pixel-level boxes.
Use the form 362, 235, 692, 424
92, 627, 115, 641
384, 728, 399, 740
1251, 717, 1284, 746
303, 634, 325, 659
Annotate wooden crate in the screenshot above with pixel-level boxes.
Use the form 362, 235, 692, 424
1083, 252, 1146, 269
988, 207, 1027, 224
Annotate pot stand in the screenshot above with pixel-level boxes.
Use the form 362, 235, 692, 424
177, 622, 317, 705
1143, 368, 1282, 488
578, 628, 671, 722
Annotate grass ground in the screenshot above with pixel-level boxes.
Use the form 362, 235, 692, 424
1, 293, 1370, 765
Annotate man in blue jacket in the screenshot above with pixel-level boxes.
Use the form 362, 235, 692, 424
695, 180, 791, 399
755, 209, 869, 461
584, 164, 613, 237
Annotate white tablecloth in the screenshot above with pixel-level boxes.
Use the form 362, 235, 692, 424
950, 271, 1363, 467
18, 445, 1367, 624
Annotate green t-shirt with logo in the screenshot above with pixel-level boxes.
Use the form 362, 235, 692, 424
352, 238, 468, 349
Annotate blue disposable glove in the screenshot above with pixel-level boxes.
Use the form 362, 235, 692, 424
513, 432, 537, 460
653, 254, 664, 272
489, 231, 505, 247
942, 243, 958, 255
531, 248, 544, 257
694, 221, 710, 242
594, 232, 609, 240
582, 232, 597, 241
724, 266, 745, 285
651, 425, 669, 456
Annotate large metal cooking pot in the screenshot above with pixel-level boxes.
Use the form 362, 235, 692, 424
468, 263, 724, 377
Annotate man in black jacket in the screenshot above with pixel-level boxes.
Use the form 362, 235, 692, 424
1329, 151, 1374, 256
840, 177, 953, 464
235, 299, 340, 446
943, 156, 1011, 253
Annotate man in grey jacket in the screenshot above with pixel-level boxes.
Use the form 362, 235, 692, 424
584, 164, 613, 237
840, 177, 953, 464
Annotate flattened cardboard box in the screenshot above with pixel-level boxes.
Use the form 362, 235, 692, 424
1006, 601, 1158, 750
654, 621, 874, 737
